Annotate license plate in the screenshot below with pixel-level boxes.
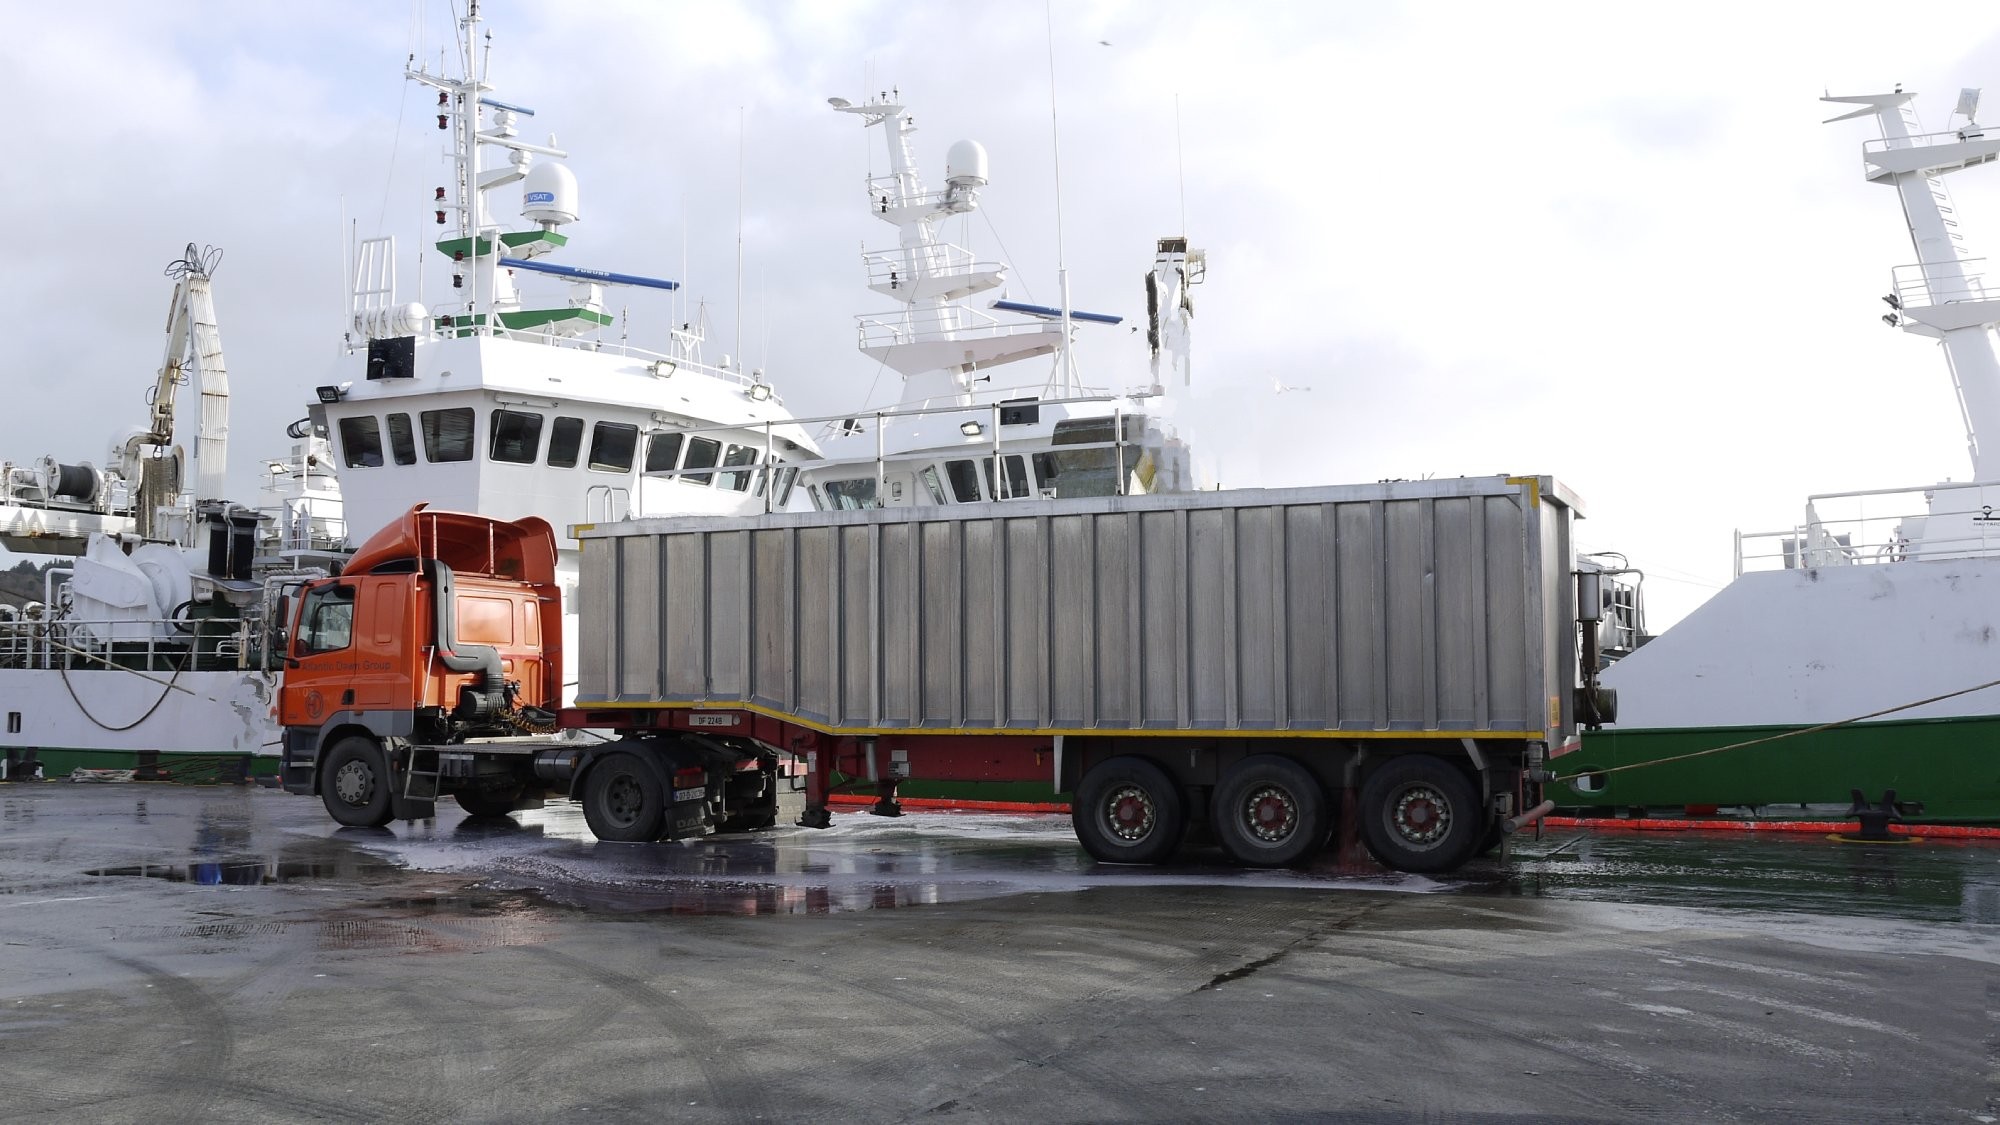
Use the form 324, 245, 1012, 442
689, 714, 735, 728
674, 786, 707, 803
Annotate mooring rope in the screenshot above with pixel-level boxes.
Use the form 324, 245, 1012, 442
1556, 674, 2000, 779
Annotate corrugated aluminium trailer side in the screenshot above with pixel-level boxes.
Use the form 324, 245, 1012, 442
573, 475, 1582, 743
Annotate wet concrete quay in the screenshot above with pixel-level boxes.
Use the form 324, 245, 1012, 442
1, 785, 1995, 1122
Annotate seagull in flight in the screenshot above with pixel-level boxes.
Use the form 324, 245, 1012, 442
1274, 376, 1312, 394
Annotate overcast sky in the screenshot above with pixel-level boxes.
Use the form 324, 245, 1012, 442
9, 1, 2000, 626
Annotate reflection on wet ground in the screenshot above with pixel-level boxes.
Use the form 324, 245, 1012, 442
402, 802, 1433, 916
12, 787, 2000, 924
1475, 827, 2000, 924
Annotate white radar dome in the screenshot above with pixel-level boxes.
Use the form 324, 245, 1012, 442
522, 161, 580, 226
946, 140, 989, 188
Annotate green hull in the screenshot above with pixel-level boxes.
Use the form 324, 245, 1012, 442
1549, 713, 2000, 823
12, 749, 278, 784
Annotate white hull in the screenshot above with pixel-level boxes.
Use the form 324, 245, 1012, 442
2, 669, 279, 756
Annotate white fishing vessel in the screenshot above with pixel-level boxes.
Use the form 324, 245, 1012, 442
0, 2, 825, 779
1552, 85, 2000, 822
792, 91, 1199, 509
0, 4, 1211, 782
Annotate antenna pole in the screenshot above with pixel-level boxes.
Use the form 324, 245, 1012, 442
735, 105, 746, 372
1044, 0, 1074, 393
1175, 93, 1188, 236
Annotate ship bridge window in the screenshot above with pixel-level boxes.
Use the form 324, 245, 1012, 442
421, 408, 476, 463
944, 460, 982, 503
1041, 415, 1146, 497
822, 478, 879, 510
759, 459, 798, 506
338, 417, 384, 468
386, 413, 417, 466
683, 437, 721, 486
588, 421, 638, 472
644, 432, 683, 475
296, 583, 355, 655
548, 416, 584, 468
919, 465, 948, 504
490, 409, 544, 464
718, 444, 758, 492
982, 455, 1031, 501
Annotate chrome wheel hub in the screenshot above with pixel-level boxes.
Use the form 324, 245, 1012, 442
1104, 785, 1157, 841
1390, 785, 1451, 846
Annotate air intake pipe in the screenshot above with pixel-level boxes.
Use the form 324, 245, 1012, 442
422, 559, 505, 720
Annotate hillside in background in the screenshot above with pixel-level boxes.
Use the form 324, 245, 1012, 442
0, 559, 56, 608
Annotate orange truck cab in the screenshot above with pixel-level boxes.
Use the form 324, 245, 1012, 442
278, 504, 561, 822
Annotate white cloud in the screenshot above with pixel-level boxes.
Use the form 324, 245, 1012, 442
7, 0, 2000, 629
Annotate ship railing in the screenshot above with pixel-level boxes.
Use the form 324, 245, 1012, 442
1864, 126, 1994, 156
1733, 479, 2000, 575
863, 175, 955, 214
856, 305, 1057, 351
861, 244, 1003, 290
627, 391, 1164, 512
1890, 258, 1994, 310
0, 613, 265, 673
358, 320, 763, 389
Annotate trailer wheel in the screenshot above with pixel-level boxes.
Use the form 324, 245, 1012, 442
582, 751, 666, 842
1071, 756, 1185, 865
321, 736, 394, 828
454, 783, 524, 818
1357, 754, 1479, 873
1210, 755, 1330, 867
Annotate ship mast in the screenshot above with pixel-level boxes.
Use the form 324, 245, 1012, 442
1827, 88, 2000, 478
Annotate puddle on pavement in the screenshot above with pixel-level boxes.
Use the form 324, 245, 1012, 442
88, 855, 406, 886
1452, 829, 2000, 924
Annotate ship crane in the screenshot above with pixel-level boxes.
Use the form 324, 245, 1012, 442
123, 242, 231, 537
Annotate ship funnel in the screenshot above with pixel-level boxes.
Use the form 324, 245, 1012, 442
522, 161, 579, 228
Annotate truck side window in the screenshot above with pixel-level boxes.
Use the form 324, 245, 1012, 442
547, 416, 584, 468
490, 409, 544, 464
421, 408, 476, 463
588, 422, 638, 472
386, 413, 418, 465
338, 417, 384, 468
297, 584, 356, 654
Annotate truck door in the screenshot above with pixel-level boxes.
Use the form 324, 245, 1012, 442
278, 581, 358, 728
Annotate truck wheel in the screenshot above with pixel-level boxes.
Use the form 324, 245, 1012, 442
1071, 756, 1185, 865
454, 783, 524, 818
582, 751, 666, 842
321, 736, 394, 828
1210, 755, 1329, 867
1357, 754, 1480, 873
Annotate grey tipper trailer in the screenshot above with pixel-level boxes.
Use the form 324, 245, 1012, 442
571, 474, 1602, 873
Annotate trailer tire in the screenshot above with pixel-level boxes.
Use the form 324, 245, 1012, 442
321, 736, 394, 828
1357, 754, 1479, 873
454, 783, 524, 818
1210, 755, 1330, 867
582, 751, 667, 842
1071, 756, 1185, 865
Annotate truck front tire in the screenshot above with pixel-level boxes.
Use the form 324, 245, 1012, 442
582, 750, 667, 842
1071, 756, 1185, 865
1357, 754, 1481, 873
321, 736, 395, 828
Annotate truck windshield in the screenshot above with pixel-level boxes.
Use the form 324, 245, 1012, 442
297, 584, 356, 654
